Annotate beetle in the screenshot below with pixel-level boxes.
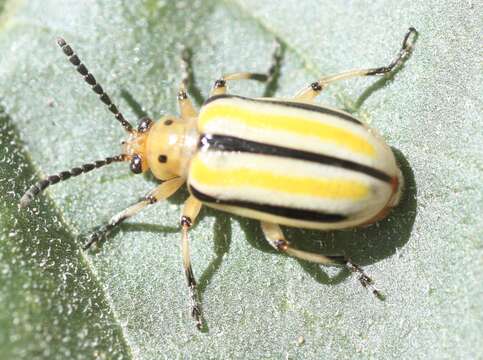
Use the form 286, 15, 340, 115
20, 27, 417, 329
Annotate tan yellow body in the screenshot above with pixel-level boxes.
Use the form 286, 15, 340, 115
139, 95, 402, 230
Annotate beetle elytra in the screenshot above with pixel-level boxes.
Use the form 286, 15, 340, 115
20, 27, 417, 329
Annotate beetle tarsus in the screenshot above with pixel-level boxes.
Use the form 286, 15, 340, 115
83, 234, 97, 250
345, 259, 384, 299
184, 249, 204, 329
192, 301, 203, 330
187, 270, 203, 329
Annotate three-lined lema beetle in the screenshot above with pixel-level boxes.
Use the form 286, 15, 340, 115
20, 27, 417, 329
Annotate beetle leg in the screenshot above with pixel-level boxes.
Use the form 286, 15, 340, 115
180, 195, 203, 329
209, 41, 283, 97
83, 177, 184, 249
260, 221, 381, 297
294, 27, 417, 101
177, 83, 197, 120
178, 49, 198, 119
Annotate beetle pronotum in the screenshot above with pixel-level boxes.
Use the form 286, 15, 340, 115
20, 27, 417, 329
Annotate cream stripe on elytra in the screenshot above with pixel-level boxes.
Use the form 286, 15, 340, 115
189, 156, 369, 200
199, 102, 375, 156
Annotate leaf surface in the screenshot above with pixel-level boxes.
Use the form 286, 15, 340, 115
0, 0, 481, 359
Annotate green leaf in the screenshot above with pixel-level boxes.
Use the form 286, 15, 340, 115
0, 0, 481, 359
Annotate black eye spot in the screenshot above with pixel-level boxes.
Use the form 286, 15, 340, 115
164, 119, 173, 126
137, 117, 153, 133
130, 155, 143, 174
158, 155, 168, 163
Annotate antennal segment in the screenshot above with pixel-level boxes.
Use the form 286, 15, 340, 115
19, 154, 127, 208
57, 37, 134, 133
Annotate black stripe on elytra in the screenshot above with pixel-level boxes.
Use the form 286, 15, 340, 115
189, 185, 347, 223
202, 94, 362, 125
199, 134, 392, 183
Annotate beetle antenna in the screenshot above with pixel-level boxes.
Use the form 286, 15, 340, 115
19, 155, 128, 208
57, 37, 134, 133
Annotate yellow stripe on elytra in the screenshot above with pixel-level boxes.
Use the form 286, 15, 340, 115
191, 157, 369, 200
199, 103, 375, 156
